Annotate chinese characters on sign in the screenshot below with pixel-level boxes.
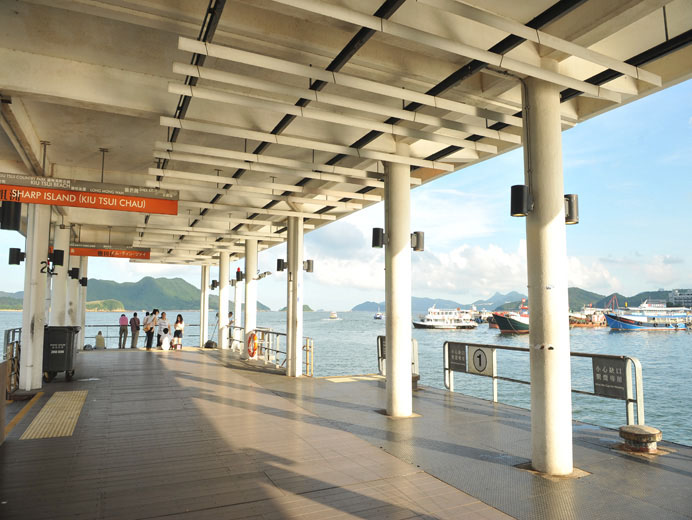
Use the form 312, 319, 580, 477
0, 172, 178, 215
69, 244, 151, 260
447, 342, 467, 373
592, 357, 627, 399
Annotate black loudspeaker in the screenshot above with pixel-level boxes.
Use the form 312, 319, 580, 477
80, 277, 88, 287
210, 279, 219, 290
277, 259, 286, 272
303, 259, 314, 273
564, 194, 579, 225
236, 269, 244, 282
68, 267, 80, 279
50, 249, 65, 266
510, 185, 531, 217
0, 201, 22, 230
372, 228, 384, 248
9, 248, 25, 265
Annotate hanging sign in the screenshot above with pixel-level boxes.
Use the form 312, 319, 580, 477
0, 172, 178, 215
69, 243, 151, 259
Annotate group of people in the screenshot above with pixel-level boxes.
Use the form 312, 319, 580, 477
117, 310, 185, 350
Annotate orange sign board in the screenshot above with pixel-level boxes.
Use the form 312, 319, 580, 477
0, 173, 178, 215
69, 244, 151, 259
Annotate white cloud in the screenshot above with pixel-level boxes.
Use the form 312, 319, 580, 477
567, 257, 621, 295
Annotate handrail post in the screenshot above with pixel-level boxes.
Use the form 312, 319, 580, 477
443, 342, 454, 392
631, 357, 645, 425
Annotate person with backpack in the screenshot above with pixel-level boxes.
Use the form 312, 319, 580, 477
129, 312, 141, 348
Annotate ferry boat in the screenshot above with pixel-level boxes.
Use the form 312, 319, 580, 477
492, 299, 529, 334
604, 300, 689, 331
329, 311, 339, 320
412, 306, 478, 329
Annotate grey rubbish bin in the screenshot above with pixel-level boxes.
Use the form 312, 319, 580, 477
43, 326, 81, 382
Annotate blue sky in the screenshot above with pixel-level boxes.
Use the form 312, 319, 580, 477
2, 80, 690, 311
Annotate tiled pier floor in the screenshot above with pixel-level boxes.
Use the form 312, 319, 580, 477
2, 348, 691, 519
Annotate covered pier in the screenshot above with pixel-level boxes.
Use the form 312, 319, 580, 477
1, 0, 692, 511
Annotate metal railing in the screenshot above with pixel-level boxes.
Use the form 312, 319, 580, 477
3, 328, 21, 396
443, 341, 645, 425
82, 323, 206, 349
376, 335, 419, 377
244, 328, 314, 376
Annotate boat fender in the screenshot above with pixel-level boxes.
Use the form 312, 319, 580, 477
247, 332, 258, 358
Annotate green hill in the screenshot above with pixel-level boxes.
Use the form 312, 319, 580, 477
0, 296, 22, 310
594, 290, 671, 309
86, 299, 125, 311
568, 287, 606, 310
86, 277, 271, 311
278, 305, 314, 312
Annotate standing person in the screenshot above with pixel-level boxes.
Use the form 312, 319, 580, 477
173, 314, 184, 350
118, 313, 128, 349
129, 312, 141, 348
143, 309, 158, 350
157, 311, 170, 348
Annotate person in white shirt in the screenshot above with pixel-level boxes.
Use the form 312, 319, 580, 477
161, 328, 172, 351
157, 311, 170, 347
143, 309, 158, 350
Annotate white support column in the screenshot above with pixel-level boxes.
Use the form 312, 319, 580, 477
78, 256, 88, 348
242, 239, 258, 360
232, 277, 242, 351
287, 216, 304, 377
286, 222, 295, 369
218, 252, 230, 349
49, 222, 70, 326
523, 70, 573, 476
66, 253, 80, 327
20, 204, 50, 391
200, 264, 210, 348
384, 141, 413, 417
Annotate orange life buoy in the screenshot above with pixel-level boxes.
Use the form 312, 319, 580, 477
247, 332, 257, 357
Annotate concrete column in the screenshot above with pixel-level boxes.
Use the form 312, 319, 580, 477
232, 277, 242, 351
285, 222, 295, 367
49, 222, 70, 326
20, 204, 50, 391
66, 253, 80, 327
242, 239, 258, 360
522, 71, 573, 475
200, 264, 210, 348
78, 256, 88, 348
384, 141, 413, 417
287, 216, 304, 377
218, 252, 230, 349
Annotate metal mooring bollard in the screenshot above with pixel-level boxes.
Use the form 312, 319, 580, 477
619, 425, 662, 453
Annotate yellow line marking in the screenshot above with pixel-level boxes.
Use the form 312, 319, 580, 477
20, 390, 88, 440
5, 392, 44, 437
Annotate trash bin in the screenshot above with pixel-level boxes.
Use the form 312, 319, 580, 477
43, 326, 80, 382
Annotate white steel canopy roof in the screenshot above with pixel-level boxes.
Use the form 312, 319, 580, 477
1, 0, 691, 264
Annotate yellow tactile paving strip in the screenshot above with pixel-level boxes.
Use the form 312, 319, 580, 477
20, 390, 88, 440
323, 375, 384, 383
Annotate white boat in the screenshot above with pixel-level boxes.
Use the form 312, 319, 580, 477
329, 311, 339, 320
374, 307, 384, 320
412, 306, 478, 329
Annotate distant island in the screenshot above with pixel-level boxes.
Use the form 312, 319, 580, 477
278, 305, 314, 312
0, 277, 272, 311
352, 288, 681, 313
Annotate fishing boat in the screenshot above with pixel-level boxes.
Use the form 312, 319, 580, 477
493, 299, 529, 334
604, 300, 689, 331
569, 305, 607, 328
412, 306, 478, 329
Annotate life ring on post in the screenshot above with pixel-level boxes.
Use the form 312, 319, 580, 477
247, 332, 258, 358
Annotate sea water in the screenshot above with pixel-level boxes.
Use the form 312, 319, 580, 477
2, 310, 690, 446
